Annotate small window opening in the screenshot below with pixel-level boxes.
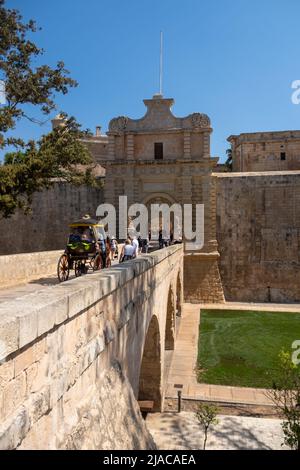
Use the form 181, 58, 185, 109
154, 142, 163, 160
280, 152, 286, 161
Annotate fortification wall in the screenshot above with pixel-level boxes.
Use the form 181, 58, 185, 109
0, 182, 104, 255
216, 171, 300, 302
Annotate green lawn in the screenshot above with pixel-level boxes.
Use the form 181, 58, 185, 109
197, 309, 300, 388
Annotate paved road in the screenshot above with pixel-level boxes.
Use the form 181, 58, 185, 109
200, 301, 300, 312
0, 274, 59, 304
146, 412, 287, 450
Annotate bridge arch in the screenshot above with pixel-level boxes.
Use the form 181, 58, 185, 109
165, 285, 176, 350
142, 193, 177, 206
138, 315, 162, 411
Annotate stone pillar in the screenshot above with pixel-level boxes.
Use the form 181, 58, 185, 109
133, 176, 140, 205
138, 316, 162, 412
124, 167, 134, 208
203, 131, 210, 158
127, 134, 134, 160
114, 177, 125, 239
183, 131, 191, 159
108, 135, 115, 158
183, 172, 224, 303
181, 175, 192, 204
192, 176, 202, 237
208, 176, 218, 251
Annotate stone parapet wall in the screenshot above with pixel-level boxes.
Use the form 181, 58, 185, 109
0, 245, 183, 449
0, 250, 62, 289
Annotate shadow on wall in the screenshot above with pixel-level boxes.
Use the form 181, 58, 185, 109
0, 182, 104, 255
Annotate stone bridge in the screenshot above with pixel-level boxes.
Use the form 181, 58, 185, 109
0, 245, 183, 449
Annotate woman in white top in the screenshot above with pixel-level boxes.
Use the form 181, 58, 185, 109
120, 239, 135, 262
131, 236, 139, 257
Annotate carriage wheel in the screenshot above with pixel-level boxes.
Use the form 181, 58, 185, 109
92, 254, 103, 271
57, 254, 69, 282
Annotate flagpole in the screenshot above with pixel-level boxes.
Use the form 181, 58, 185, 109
159, 31, 163, 95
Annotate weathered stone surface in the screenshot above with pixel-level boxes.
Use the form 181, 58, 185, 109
0, 406, 30, 450
0, 314, 19, 361
58, 364, 156, 451
0, 251, 61, 288
0, 360, 14, 385
0, 246, 183, 449
1, 372, 27, 422
0, 183, 104, 256
101, 95, 222, 303
216, 172, 300, 302
16, 310, 38, 350
14, 346, 34, 377
184, 253, 225, 303
228, 131, 300, 172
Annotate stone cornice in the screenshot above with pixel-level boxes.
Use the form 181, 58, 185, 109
228, 130, 300, 145
102, 158, 218, 168
107, 127, 212, 136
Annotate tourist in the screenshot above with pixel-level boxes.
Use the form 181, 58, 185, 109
81, 227, 93, 242
120, 239, 135, 262
110, 236, 117, 259
106, 236, 112, 266
137, 235, 143, 254
159, 229, 163, 249
142, 237, 149, 253
98, 233, 106, 267
131, 236, 139, 258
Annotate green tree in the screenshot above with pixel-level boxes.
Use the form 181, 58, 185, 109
0, 0, 95, 217
195, 403, 219, 450
267, 350, 300, 450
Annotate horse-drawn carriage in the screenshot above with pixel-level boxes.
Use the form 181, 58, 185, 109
57, 217, 111, 282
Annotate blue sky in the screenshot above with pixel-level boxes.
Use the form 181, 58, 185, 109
4, 0, 300, 162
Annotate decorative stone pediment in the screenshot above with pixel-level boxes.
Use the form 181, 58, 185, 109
108, 95, 211, 133
109, 116, 129, 132
190, 113, 211, 128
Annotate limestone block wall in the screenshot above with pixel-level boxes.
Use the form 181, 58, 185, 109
229, 131, 300, 172
235, 142, 300, 172
216, 171, 300, 302
0, 250, 62, 289
0, 182, 104, 255
0, 245, 183, 449
133, 133, 184, 160
184, 253, 225, 303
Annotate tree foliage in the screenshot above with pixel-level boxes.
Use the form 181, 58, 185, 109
195, 403, 219, 450
0, 116, 99, 217
0, 0, 95, 218
267, 350, 300, 450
